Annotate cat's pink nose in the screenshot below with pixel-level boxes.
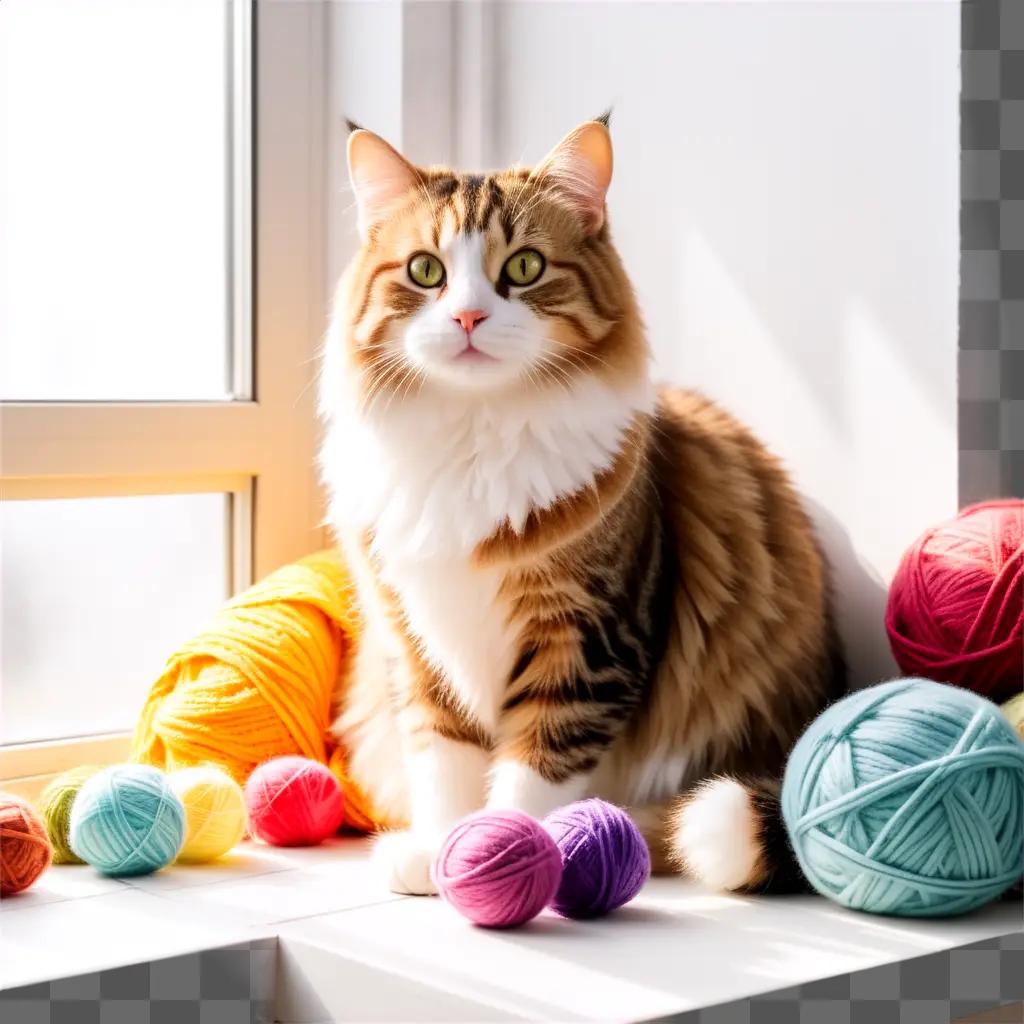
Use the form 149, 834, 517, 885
453, 308, 488, 333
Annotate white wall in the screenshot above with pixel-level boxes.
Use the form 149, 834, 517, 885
328, 0, 961, 687
326, 0, 457, 286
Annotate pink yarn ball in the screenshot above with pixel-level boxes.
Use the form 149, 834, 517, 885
244, 756, 343, 846
432, 810, 563, 928
886, 500, 1023, 703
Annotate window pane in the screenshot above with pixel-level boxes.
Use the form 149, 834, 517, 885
1, 494, 229, 744
0, 0, 233, 400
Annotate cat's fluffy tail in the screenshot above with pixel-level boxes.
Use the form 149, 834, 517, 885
654, 775, 809, 894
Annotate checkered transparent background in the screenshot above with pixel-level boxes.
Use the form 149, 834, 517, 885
1, 930, 1021, 1023
651, 932, 1024, 1024
960, 0, 1024, 502
0, 939, 276, 1024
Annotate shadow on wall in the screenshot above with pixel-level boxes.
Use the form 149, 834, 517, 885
806, 497, 898, 692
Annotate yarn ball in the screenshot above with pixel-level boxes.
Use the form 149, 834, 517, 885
432, 810, 563, 928
244, 756, 344, 846
783, 678, 1024, 917
886, 500, 1023, 703
543, 799, 651, 919
70, 764, 185, 876
38, 765, 102, 865
1003, 694, 1024, 741
167, 765, 247, 863
0, 795, 52, 895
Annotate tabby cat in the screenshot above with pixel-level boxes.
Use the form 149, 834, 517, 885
319, 115, 845, 895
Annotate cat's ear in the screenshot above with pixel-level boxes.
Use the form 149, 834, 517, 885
347, 125, 421, 239
531, 118, 613, 235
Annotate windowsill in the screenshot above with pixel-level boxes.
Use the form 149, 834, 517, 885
0, 733, 134, 804
1, 836, 1020, 1021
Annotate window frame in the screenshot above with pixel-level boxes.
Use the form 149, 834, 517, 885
0, 0, 329, 799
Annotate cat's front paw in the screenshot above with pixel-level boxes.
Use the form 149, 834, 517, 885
373, 830, 441, 895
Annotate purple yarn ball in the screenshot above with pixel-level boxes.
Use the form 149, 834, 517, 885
543, 799, 651, 919
432, 810, 563, 928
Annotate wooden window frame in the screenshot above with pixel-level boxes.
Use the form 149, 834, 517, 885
0, 0, 329, 799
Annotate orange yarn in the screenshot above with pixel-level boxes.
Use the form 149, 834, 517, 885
0, 795, 52, 895
132, 549, 387, 832
326, 746, 381, 834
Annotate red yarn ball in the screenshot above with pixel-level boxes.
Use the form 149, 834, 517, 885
1, 794, 52, 895
244, 756, 344, 846
886, 500, 1023, 702
432, 810, 563, 928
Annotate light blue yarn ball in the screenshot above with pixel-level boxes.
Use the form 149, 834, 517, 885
782, 678, 1024, 917
69, 764, 185, 877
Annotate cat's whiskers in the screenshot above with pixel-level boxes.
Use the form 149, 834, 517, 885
520, 360, 565, 399
378, 363, 423, 420
532, 355, 576, 397
357, 351, 412, 418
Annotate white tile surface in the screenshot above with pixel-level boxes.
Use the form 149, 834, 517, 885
0, 887, 262, 990
152, 836, 406, 926
120, 842, 293, 893
276, 936, 524, 1023
275, 879, 1022, 1023
0, 864, 127, 911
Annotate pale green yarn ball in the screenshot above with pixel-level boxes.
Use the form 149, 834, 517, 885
69, 764, 185, 877
38, 764, 102, 864
1003, 694, 1024, 741
783, 678, 1024, 917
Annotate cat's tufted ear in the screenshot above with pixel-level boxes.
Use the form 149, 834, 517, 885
531, 118, 613, 236
347, 125, 421, 239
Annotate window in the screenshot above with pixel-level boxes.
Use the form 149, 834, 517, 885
0, 0, 327, 799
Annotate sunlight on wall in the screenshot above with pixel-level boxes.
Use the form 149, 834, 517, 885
841, 302, 958, 578
668, 229, 842, 502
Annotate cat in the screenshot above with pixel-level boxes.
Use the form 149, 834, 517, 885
319, 114, 845, 896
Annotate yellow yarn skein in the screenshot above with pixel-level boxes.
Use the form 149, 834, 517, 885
168, 766, 247, 863
132, 549, 391, 834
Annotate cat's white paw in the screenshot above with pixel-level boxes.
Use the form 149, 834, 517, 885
373, 830, 440, 895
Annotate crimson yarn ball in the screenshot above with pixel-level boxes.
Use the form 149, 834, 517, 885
244, 756, 343, 846
1, 794, 52, 896
886, 500, 1023, 703
543, 799, 650, 919
432, 810, 563, 928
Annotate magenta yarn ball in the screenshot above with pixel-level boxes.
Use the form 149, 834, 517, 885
432, 810, 563, 928
244, 756, 343, 847
543, 799, 651, 918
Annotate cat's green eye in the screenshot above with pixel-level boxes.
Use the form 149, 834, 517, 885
408, 253, 445, 288
503, 249, 545, 287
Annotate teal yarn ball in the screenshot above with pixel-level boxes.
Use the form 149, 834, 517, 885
783, 678, 1024, 917
69, 764, 185, 877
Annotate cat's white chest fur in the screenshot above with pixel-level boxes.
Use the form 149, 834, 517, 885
378, 552, 516, 733
319, 373, 653, 730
